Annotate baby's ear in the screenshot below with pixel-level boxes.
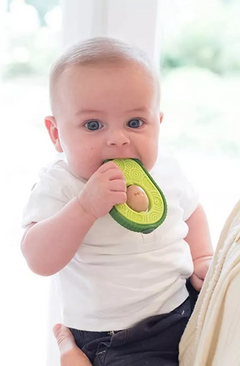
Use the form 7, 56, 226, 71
160, 112, 164, 124
44, 116, 63, 153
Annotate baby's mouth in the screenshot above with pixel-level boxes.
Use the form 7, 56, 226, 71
103, 156, 139, 163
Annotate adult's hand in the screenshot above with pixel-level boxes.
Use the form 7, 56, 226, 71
53, 324, 92, 366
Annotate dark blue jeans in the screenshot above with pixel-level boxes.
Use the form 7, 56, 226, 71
69, 295, 194, 366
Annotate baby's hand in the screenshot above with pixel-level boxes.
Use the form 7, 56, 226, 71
78, 161, 127, 219
190, 256, 212, 292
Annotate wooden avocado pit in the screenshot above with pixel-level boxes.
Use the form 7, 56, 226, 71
126, 185, 149, 212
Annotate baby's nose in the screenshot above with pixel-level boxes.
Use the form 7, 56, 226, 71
107, 131, 130, 146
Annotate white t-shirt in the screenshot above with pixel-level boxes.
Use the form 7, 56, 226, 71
22, 154, 198, 331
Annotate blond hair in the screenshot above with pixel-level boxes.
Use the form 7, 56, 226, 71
50, 37, 160, 110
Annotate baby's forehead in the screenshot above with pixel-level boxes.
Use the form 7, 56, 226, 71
54, 60, 159, 102
61, 58, 156, 79
51, 63, 160, 117
50, 39, 161, 113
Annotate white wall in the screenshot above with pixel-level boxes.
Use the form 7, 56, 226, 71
61, 0, 161, 65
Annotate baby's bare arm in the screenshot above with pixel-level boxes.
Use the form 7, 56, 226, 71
185, 204, 213, 290
185, 204, 213, 261
21, 198, 96, 276
21, 162, 126, 277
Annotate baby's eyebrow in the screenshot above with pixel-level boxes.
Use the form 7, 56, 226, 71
75, 109, 104, 116
125, 107, 149, 113
75, 107, 150, 116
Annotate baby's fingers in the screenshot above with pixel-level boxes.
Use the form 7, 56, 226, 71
112, 191, 127, 206
98, 162, 125, 180
98, 161, 119, 173
109, 179, 127, 192
190, 273, 203, 292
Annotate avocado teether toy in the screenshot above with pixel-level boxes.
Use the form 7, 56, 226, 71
107, 159, 167, 233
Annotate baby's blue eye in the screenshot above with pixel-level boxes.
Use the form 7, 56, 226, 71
127, 119, 143, 128
85, 120, 103, 131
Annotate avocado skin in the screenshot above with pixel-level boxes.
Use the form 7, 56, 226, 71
104, 159, 167, 233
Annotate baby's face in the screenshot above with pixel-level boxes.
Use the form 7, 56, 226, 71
52, 63, 162, 180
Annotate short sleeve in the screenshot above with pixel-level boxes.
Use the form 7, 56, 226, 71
21, 162, 74, 228
177, 163, 199, 221
154, 152, 199, 222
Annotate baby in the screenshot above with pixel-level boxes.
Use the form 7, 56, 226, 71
21, 37, 213, 365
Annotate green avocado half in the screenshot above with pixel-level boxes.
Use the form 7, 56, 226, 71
106, 159, 167, 233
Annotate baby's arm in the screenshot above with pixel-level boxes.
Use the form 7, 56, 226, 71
184, 204, 213, 291
21, 162, 126, 276
21, 198, 96, 276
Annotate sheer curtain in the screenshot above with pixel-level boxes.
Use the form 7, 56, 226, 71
1, 1, 61, 365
